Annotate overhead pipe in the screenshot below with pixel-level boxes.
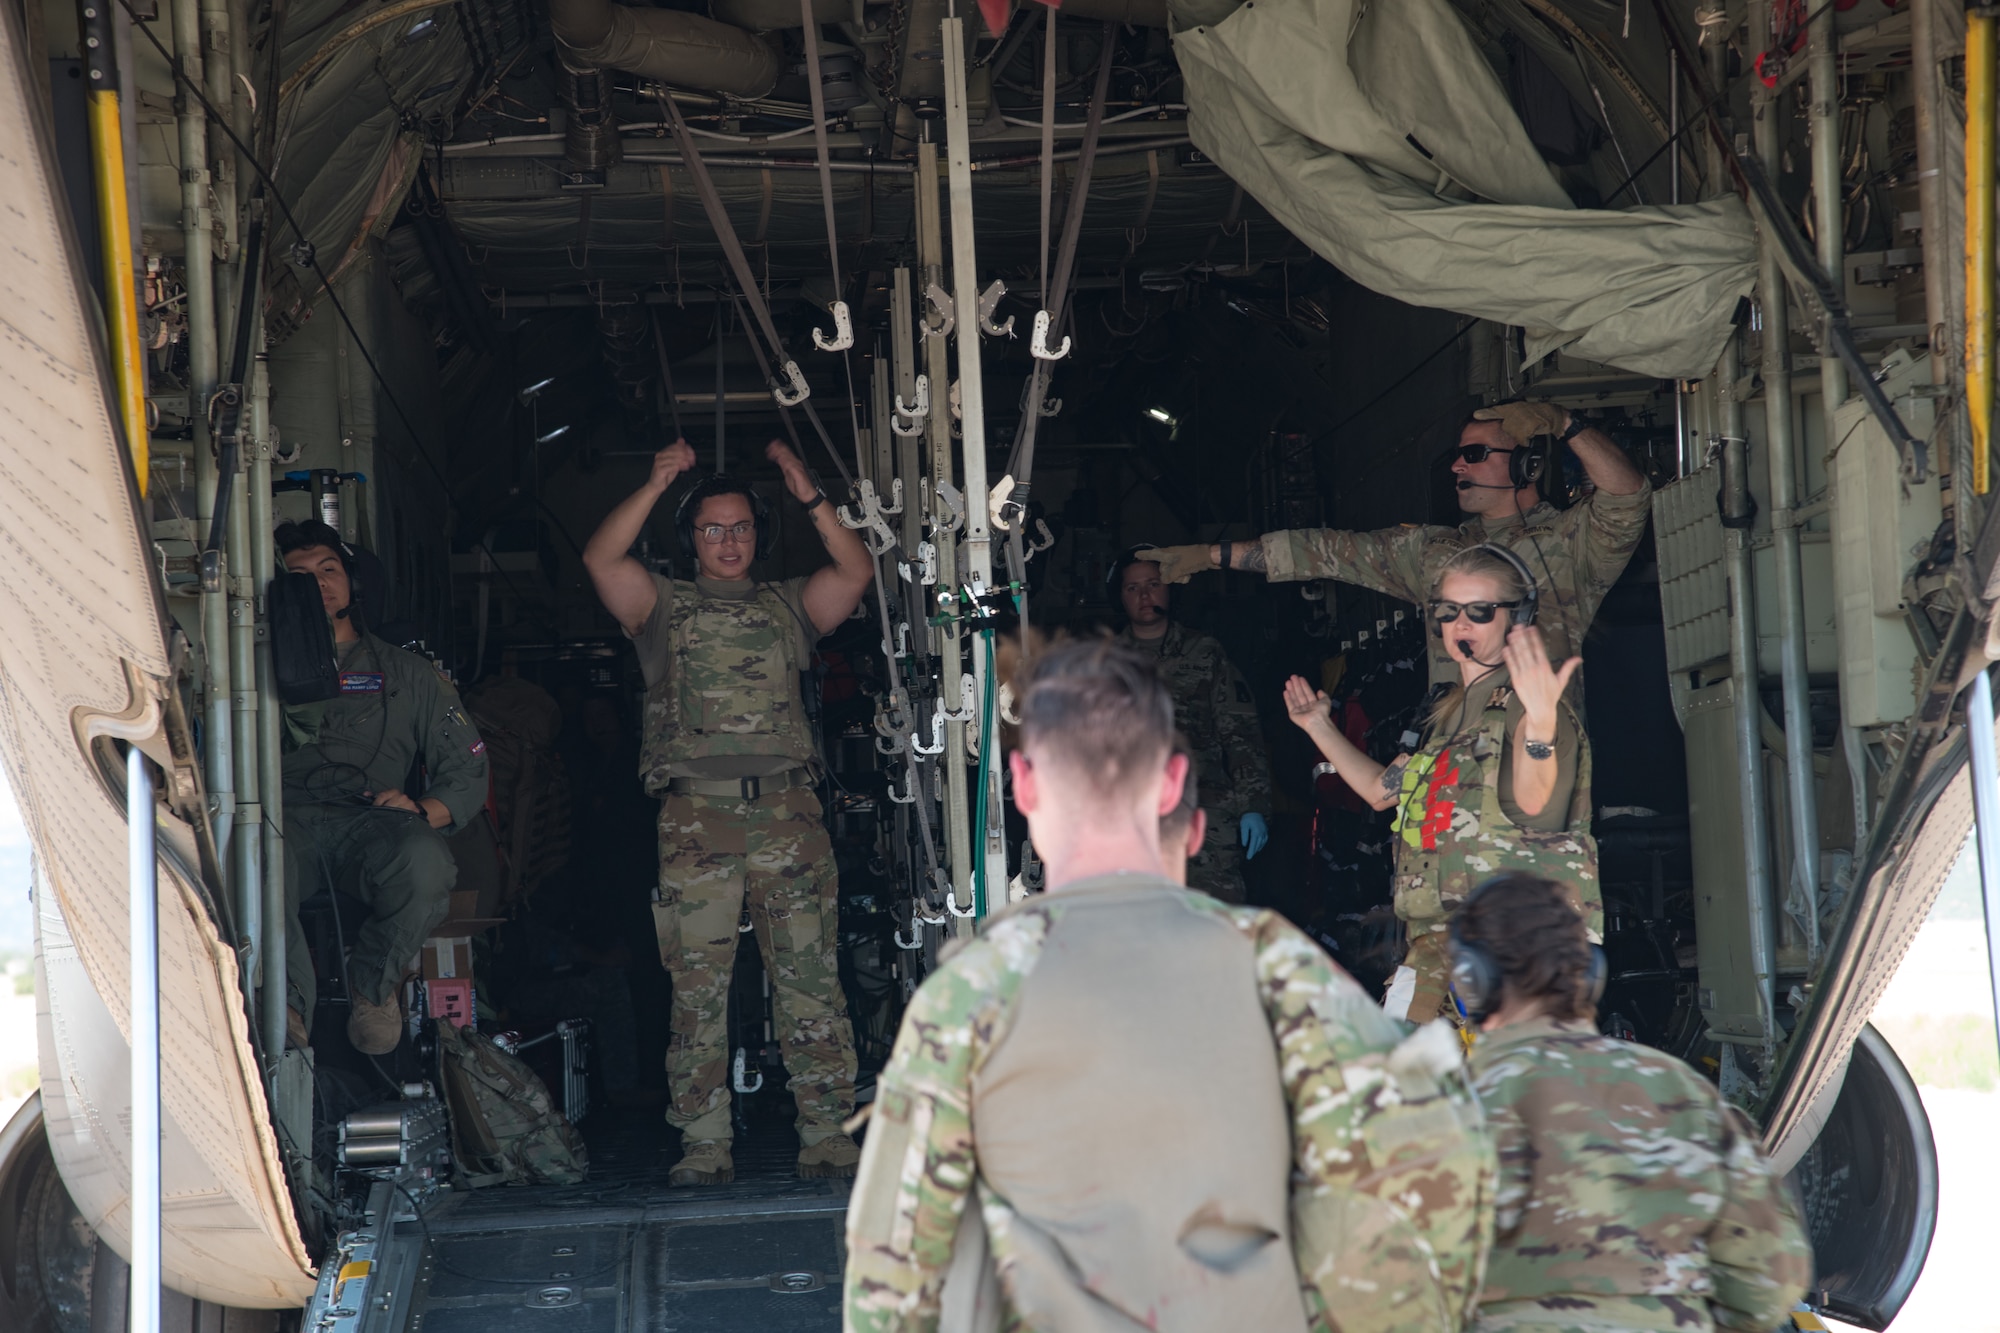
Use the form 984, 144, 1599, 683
549, 0, 781, 98
1753, 0, 1823, 964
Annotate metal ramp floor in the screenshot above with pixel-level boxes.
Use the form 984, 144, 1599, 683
394, 1109, 848, 1332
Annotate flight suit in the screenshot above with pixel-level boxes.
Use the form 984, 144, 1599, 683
1383, 673, 1598, 1024
1257, 484, 1654, 694
282, 633, 488, 1016
634, 572, 857, 1148
1468, 1019, 1812, 1333
844, 879, 1496, 1333
1119, 621, 1272, 903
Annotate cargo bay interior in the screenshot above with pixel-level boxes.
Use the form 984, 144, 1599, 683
11, 0, 1983, 1319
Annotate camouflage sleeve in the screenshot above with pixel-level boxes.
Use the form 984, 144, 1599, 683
1261, 525, 1437, 604
416, 671, 490, 832
844, 916, 1049, 1333
1213, 647, 1272, 817
1243, 910, 1495, 1333
1566, 476, 1653, 598
1706, 1104, 1813, 1331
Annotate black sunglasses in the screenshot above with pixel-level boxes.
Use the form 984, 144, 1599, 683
1454, 444, 1519, 464
1430, 599, 1521, 624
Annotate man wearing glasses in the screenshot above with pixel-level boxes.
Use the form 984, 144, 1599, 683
1136, 403, 1650, 696
584, 437, 874, 1185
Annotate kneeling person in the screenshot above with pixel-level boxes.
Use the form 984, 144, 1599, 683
583, 438, 872, 1184
845, 639, 1493, 1333
279, 521, 489, 1055
1457, 873, 1812, 1333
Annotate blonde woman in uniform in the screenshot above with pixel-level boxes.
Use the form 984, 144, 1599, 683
1282, 543, 1600, 1022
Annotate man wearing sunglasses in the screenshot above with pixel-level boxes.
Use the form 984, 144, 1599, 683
584, 436, 875, 1185
1136, 402, 1649, 696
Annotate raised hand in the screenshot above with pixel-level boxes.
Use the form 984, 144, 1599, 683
650, 440, 697, 494
1283, 674, 1334, 731
1502, 625, 1579, 728
765, 439, 820, 504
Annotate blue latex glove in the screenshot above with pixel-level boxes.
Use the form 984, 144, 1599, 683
1239, 812, 1269, 860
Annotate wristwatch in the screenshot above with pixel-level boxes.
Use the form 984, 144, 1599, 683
1523, 738, 1556, 761
1558, 412, 1593, 443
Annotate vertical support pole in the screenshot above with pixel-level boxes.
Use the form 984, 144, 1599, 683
251, 330, 288, 1065
1968, 9, 1996, 494
915, 150, 971, 923
199, 0, 238, 359
1967, 669, 2000, 1069
1754, 12, 1822, 962
941, 15, 1007, 914
229, 408, 260, 1010
171, 0, 234, 881
127, 745, 160, 1333
1721, 344, 1780, 1044
78, 0, 147, 493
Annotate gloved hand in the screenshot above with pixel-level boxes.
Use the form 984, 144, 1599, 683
1474, 401, 1569, 444
1239, 812, 1269, 859
1134, 544, 1215, 585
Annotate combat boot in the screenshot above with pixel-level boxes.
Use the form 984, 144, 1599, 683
347, 990, 403, 1056
797, 1132, 860, 1179
669, 1139, 735, 1186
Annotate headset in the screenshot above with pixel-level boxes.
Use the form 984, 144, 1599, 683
275, 519, 369, 630
1507, 431, 1555, 491
675, 474, 774, 562
1103, 544, 1160, 603
1448, 875, 1607, 1024
1430, 541, 1539, 636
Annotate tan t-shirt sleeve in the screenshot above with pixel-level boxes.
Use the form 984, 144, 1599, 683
627, 572, 677, 689
1496, 701, 1581, 833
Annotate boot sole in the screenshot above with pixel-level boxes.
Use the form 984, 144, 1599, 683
796, 1161, 858, 1180
667, 1166, 735, 1187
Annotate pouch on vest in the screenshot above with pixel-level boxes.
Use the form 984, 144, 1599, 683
268, 571, 339, 704
435, 1019, 589, 1187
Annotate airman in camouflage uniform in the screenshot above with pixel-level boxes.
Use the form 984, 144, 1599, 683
1456, 874, 1812, 1333
1113, 553, 1273, 903
1137, 402, 1653, 699
846, 638, 1492, 1333
584, 439, 876, 1183
1382, 676, 1598, 1023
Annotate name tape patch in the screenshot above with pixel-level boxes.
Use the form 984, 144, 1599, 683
340, 672, 385, 694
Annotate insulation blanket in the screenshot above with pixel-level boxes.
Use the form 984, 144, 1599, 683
1170, 0, 1756, 379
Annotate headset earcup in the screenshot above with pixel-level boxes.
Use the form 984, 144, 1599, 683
1585, 943, 1608, 1007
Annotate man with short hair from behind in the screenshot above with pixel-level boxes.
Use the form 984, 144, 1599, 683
843, 638, 1494, 1333
1456, 872, 1812, 1333
1157, 734, 1206, 887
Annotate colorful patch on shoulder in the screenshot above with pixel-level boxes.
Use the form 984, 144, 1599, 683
340, 672, 385, 694
470, 740, 486, 755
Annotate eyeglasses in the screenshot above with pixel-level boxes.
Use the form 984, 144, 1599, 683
695, 521, 757, 545
1429, 599, 1520, 624
1454, 444, 1518, 464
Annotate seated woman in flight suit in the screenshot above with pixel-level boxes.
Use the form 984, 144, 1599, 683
1282, 543, 1600, 1022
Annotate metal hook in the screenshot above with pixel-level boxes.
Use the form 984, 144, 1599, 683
911, 711, 945, 756
998, 680, 1022, 727
921, 283, 955, 339
897, 539, 939, 588
938, 672, 976, 723
770, 359, 811, 406
893, 922, 924, 950
1023, 518, 1055, 560
929, 480, 965, 534
886, 772, 917, 803
731, 1047, 764, 1093
947, 892, 978, 918
896, 374, 930, 421
811, 299, 854, 352
977, 279, 1016, 338
988, 474, 1017, 532
1029, 309, 1071, 361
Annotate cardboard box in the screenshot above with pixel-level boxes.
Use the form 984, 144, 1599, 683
423, 936, 474, 981
425, 978, 475, 1029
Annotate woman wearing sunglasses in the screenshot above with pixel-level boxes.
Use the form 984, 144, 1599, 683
1282, 544, 1600, 1023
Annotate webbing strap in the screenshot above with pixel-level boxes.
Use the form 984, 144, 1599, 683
656, 89, 855, 487
725, 292, 855, 489
1038, 5, 1057, 309
649, 306, 684, 441
1007, 21, 1115, 489
800, 0, 843, 296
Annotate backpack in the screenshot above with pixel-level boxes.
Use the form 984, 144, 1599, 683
434, 1020, 588, 1187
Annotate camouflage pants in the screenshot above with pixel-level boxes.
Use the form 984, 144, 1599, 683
1185, 823, 1247, 904
654, 785, 857, 1143
1388, 926, 1457, 1025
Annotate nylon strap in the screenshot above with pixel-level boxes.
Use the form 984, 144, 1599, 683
725, 291, 855, 488
656, 89, 854, 487
1007, 21, 1115, 488
649, 306, 684, 441
1038, 5, 1056, 309
800, 0, 843, 297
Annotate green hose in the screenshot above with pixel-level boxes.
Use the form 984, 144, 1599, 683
970, 627, 998, 919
